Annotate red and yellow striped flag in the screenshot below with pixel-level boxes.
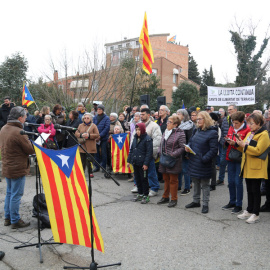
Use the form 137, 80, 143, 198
139, 12, 154, 74
33, 142, 104, 253
111, 133, 134, 173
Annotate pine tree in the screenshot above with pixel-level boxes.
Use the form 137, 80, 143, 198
188, 53, 201, 85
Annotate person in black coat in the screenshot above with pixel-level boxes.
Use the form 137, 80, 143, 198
0, 97, 15, 129
127, 122, 153, 204
64, 110, 81, 148
185, 111, 218, 214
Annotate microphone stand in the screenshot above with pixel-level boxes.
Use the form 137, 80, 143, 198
63, 130, 121, 270
14, 134, 61, 263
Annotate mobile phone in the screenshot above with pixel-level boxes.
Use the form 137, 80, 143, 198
234, 133, 240, 140
225, 137, 231, 141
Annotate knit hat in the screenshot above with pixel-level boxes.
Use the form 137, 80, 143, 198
7, 106, 26, 121
136, 123, 146, 135
97, 104, 105, 111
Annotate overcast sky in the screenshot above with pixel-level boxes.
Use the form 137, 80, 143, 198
1, 0, 270, 84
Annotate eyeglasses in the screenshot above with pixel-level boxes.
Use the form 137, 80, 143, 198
45, 119, 51, 121
191, 115, 197, 117
167, 121, 173, 124
197, 118, 204, 121
248, 122, 255, 126
159, 109, 165, 111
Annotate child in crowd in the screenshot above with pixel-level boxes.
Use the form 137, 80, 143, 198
127, 123, 153, 204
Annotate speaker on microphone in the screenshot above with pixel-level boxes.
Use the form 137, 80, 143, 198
157, 96, 166, 110
140, 95, 150, 107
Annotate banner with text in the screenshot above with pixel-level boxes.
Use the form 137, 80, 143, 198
207, 85, 255, 106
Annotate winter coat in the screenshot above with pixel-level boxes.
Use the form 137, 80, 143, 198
238, 127, 270, 179
0, 103, 15, 128
156, 116, 168, 134
65, 118, 81, 148
37, 123, 56, 142
188, 126, 218, 179
75, 122, 99, 153
93, 113, 110, 141
225, 122, 250, 161
127, 133, 153, 166
179, 120, 194, 158
145, 119, 162, 159
0, 121, 34, 178
158, 128, 186, 174
24, 113, 37, 134
50, 111, 66, 143
220, 115, 232, 145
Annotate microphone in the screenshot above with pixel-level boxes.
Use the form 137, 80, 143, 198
24, 122, 41, 127
20, 130, 39, 136
54, 124, 77, 131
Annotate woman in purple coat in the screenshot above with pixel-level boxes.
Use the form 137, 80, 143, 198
157, 115, 186, 207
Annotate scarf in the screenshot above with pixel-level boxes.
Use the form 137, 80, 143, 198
164, 129, 173, 141
179, 120, 193, 130
84, 121, 92, 126
234, 123, 245, 133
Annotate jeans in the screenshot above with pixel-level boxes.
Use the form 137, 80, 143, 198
227, 161, 243, 207
4, 176, 26, 224
216, 144, 222, 167
178, 158, 190, 190
94, 140, 107, 169
192, 177, 210, 206
148, 158, 160, 192
218, 145, 228, 182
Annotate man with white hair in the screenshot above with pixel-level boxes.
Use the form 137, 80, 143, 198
156, 105, 169, 134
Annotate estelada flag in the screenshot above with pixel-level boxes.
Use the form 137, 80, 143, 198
22, 83, 35, 107
139, 12, 154, 74
111, 133, 134, 173
32, 142, 104, 252
168, 35, 176, 44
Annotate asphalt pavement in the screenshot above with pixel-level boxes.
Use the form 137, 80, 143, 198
0, 170, 270, 270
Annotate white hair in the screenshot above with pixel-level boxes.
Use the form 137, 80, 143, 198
140, 104, 149, 109
82, 113, 93, 120
110, 112, 118, 119
160, 105, 170, 113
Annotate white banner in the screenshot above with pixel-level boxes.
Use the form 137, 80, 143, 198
207, 85, 255, 106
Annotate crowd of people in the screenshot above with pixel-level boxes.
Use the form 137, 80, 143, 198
0, 95, 270, 246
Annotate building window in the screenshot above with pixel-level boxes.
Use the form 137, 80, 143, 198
152, 69, 157, 76
118, 44, 122, 49
126, 42, 130, 47
111, 51, 120, 66
135, 56, 140, 61
173, 74, 177, 84
136, 41, 139, 46
110, 46, 114, 51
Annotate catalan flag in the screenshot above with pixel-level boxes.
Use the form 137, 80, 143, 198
22, 83, 35, 107
111, 133, 134, 173
139, 12, 154, 74
32, 142, 104, 252
168, 35, 176, 44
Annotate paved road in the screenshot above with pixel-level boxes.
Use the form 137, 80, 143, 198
0, 171, 269, 270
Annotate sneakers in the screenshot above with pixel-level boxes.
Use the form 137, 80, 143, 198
231, 206, 242, 214
149, 190, 158, 197
4, 218, 11, 226
133, 194, 143, 202
222, 203, 235, 210
237, 210, 252, 220
141, 196, 150, 204
216, 180, 224, 186
246, 214, 260, 224
180, 189, 190, 196
131, 186, 138, 193
11, 219, 30, 229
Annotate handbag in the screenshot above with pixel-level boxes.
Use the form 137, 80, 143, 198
228, 133, 242, 163
159, 131, 177, 168
78, 124, 93, 144
228, 147, 242, 163
46, 139, 58, 150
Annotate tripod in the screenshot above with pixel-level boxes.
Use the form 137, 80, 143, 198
62, 131, 121, 270
14, 134, 61, 263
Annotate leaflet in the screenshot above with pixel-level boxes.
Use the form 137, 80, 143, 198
184, 144, 196, 155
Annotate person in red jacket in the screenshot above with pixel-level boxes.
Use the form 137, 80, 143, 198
37, 115, 56, 147
222, 111, 250, 214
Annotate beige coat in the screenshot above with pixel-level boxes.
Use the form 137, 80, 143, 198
75, 123, 99, 153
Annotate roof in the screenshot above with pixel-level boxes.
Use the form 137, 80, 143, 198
104, 33, 170, 46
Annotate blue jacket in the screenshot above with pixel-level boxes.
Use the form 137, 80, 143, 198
24, 113, 37, 133
93, 114, 110, 141
128, 134, 153, 166
188, 126, 218, 179
220, 116, 232, 145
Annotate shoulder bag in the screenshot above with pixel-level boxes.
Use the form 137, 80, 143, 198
228, 134, 242, 163
159, 131, 177, 168
78, 124, 93, 144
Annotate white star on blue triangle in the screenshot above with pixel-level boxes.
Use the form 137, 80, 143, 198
112, 133, 128, 150
33, 142, 78, 178
24, 85, 34, 101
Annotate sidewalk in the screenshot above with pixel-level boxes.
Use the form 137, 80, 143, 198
0, 171, 269, 270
